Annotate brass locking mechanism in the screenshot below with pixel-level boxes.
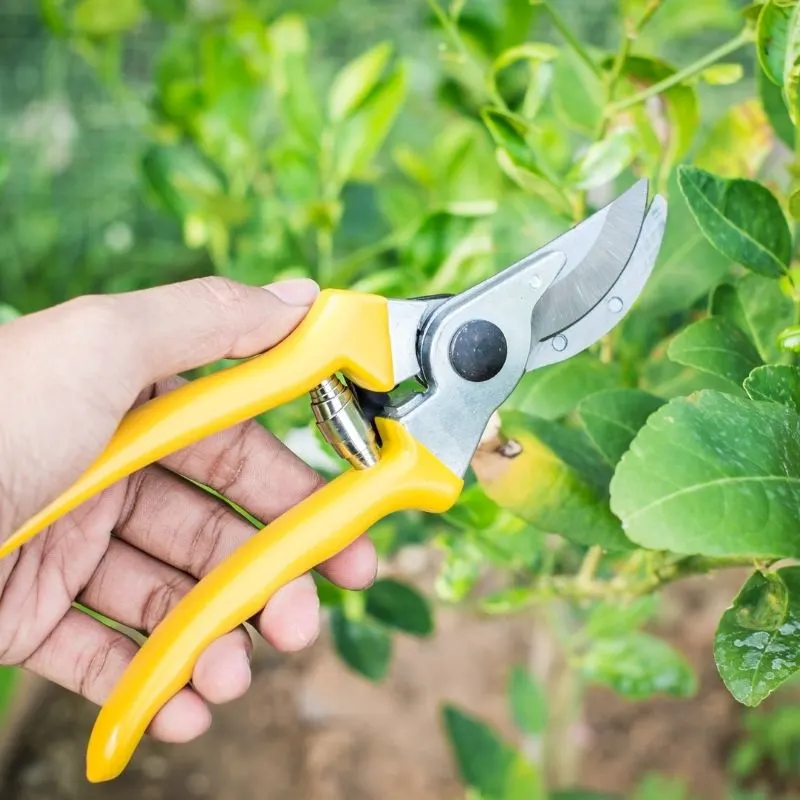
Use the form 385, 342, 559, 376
310, 376, 380, 469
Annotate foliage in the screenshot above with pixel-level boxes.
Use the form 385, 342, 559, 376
5, 0, 800, 795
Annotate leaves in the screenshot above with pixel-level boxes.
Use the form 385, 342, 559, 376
0, 305, 20, 325
365, 579, 433, 637
667, 317, 762, 393
777, 2, 800, 122
610, 391, 800, 558
551, 48, 603, 134
475, 412, 632, 551
328, 42, 393, 123
73, 0, 143, 36
714, 567, 800, 706
579, 633, 697, 700
488, 43, 559, 114
758, 65, 794, 148
710, 275, 794, 364
0, 667, 17, 722
442, 705, 544, 800
584, 596, 659, 640
332, 63, 408, 186
638, 169, 730, 316
566, 128, 637, 190
677, 166, 791, 278
508, 666, 547, 735
577, 389, 665, 467
506, 353, 620, 421
331, 608, 391, 681
744, 364, 800, 411
757, 0, 793, 85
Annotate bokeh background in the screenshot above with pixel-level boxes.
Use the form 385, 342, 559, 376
3, 1, 796, 799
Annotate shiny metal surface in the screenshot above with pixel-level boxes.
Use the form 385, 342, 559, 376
530, 179, 648, 340
384, 251, 567, 477
528, 195, 667, 370
310, 376, 379, 469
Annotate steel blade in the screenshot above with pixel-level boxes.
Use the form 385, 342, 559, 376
527, 194, 667, 371
530, 179, 648, 341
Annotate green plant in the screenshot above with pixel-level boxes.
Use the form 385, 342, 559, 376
10, 0, 800, 795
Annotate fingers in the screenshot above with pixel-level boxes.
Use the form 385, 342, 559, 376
22, 608, 212, 743
113, 276, 320, 388
78, 538, 252, 705
113, 467, 323, 649
154, 377, 378, 590
0, 277, 319, 537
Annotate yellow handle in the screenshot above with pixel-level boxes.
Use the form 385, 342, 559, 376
0, 290, 394, 558
85, 417, 462, 782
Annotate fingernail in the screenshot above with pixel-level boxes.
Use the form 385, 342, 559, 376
264, 278, 320, 306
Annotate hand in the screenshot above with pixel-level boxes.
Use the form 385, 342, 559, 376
0, 276, 377, 742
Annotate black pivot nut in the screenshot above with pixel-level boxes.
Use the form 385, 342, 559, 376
449, 320, 508, 382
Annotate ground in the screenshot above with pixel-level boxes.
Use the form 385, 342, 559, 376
0, 563, 791, 800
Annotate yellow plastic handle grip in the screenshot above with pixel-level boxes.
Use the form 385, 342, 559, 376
86, 417, 462, 782
0, 289, 395, 559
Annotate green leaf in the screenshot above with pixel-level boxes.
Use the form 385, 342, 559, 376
331, 608, 391, 681
481, 108, 537, 172
435, 535, 483, 602
610, 391, 800, 558
551, 48, 603, 134
714, 567, 800, 706
638, 169, 731, 316
579, 633, 697, 700
328, 41, 393, 123
781, 3, 800, 123
73, 0, 142, 35
494, 149, 572, 216
551, 792, 620, 800
609, 56, 699, 178
698, 63, 744, 85
565, 128, 637, 190
332, 63, 407, 186
508, 666, 547, 735
442, 705, 544, 800
778, 323, 800, 351
758, 66, 794, 149
584, 596, 659, 639
476, 412, 632, 552
710, 275, 794, 364
667, 317, 762, 393
489, 43, 559, 116
744, 364, 800, 411
365, 579, 433, 637
757, 0, 793, 85
576, 389, 665, 467
506, 353, 620, 421
677, 166, 791, 278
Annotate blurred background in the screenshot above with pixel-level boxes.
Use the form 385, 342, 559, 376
2, 1, 796, 799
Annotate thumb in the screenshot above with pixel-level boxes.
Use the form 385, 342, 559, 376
115, 276, 320, 386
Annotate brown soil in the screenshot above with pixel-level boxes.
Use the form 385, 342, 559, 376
0, 564, 791, 800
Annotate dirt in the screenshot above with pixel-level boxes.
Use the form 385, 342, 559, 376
0, 564, 790, 800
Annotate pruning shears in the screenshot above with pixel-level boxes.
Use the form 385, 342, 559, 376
1, 179, 667, 782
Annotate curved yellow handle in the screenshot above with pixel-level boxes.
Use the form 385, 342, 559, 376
85, 418, 462, 782
0, 290, 394, 559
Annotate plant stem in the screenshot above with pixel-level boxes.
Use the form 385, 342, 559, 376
542, 2, 603, 78
606, 27, 754, 116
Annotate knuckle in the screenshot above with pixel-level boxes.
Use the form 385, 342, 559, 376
192, 276, 248, 311
190, 505, 229, 577
77, 632, 131, 701
141, 574, 193, 633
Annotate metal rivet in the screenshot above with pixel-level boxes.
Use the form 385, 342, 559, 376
529, 275, 542, 289
608, 296, 624, 313
552, 334, 568, 352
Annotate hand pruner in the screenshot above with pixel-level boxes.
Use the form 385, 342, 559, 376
0, 180, 667, 782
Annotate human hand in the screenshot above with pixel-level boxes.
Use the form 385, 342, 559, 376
0, 276, 377, 741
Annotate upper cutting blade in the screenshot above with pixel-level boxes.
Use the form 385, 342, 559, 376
531, 179, 648, 340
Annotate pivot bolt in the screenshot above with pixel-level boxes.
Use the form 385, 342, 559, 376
449, 320, 508, 382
